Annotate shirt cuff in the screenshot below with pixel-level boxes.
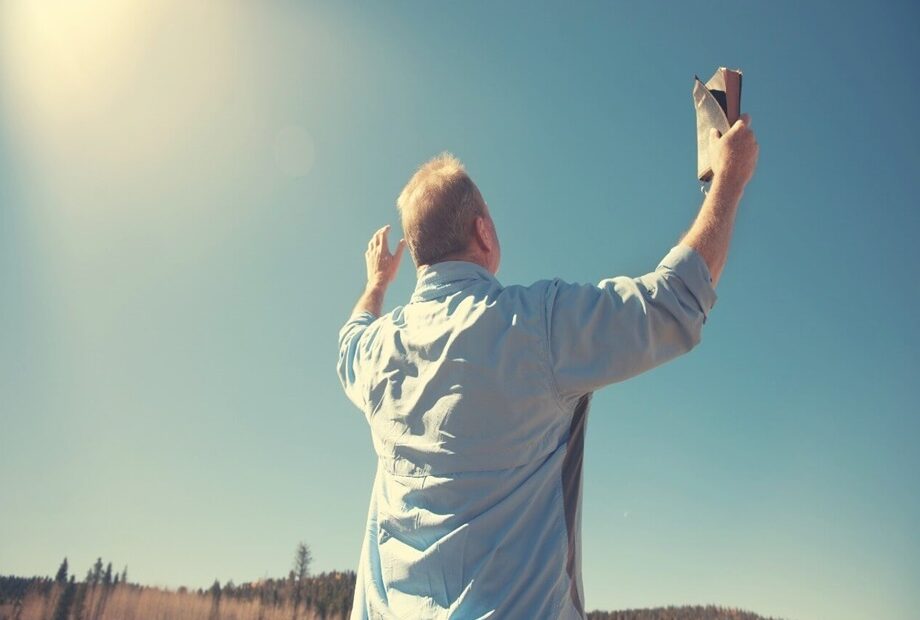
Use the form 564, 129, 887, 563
656, 243, 718, 321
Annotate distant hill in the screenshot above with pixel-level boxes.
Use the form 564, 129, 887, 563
587, 606, 786, 620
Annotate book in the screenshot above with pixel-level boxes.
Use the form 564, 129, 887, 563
693, 67, 743, 182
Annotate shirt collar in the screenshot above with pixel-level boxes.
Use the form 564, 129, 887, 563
410, 260, 500, 302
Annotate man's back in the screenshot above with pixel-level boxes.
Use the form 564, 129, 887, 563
338, 245, 717, 619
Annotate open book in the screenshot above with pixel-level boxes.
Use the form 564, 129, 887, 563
693, 67, 743, 182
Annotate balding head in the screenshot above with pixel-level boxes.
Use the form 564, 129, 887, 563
397, 152, 499, 273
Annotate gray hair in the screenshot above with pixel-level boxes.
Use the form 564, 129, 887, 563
396, 152, 487, 267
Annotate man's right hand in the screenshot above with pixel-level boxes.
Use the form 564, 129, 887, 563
708, 113, 759, 189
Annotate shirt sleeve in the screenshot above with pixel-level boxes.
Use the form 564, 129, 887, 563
336, 310, 378, 412
545, 243, 717, 400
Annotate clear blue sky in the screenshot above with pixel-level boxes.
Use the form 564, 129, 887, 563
1, 2, 917, 619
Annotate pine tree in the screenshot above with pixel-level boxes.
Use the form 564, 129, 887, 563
54, 557, 69, 584
120, 566, 128, 585
103, 562, 112, 586
290, 542, 313, 620
91, 558, 104, 586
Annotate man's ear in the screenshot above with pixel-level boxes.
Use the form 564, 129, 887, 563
472, 215, 491, 253
476, 215, 495, 252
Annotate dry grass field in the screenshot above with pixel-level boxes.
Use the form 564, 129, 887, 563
0, 579, 351, 620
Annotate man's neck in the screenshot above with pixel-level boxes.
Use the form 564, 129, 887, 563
416, 252, 490, 277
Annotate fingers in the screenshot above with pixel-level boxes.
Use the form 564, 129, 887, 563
729, 112, 752, 132
723, 113, 755, 144
368, 225, 387, 243
709, 127, 721, 143
368, 225, 402, 255
394, 238, 406, 263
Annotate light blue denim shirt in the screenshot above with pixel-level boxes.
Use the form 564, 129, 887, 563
337, 243, 717, 619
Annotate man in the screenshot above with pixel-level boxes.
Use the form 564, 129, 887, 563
337, 116, 759, 619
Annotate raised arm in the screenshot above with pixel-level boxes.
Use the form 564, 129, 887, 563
545, 116, 758, 400
546, 243, 718, 400
680, 113, 759, 288
337, 224, 405, 412
349, 224, 406, 318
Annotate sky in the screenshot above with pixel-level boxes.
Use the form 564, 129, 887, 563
1, 1, 918, 619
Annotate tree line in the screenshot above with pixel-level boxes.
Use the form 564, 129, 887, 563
0, 542, 354, 620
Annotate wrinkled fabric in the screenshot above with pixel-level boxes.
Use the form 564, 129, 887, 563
337, 243, 717, 619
